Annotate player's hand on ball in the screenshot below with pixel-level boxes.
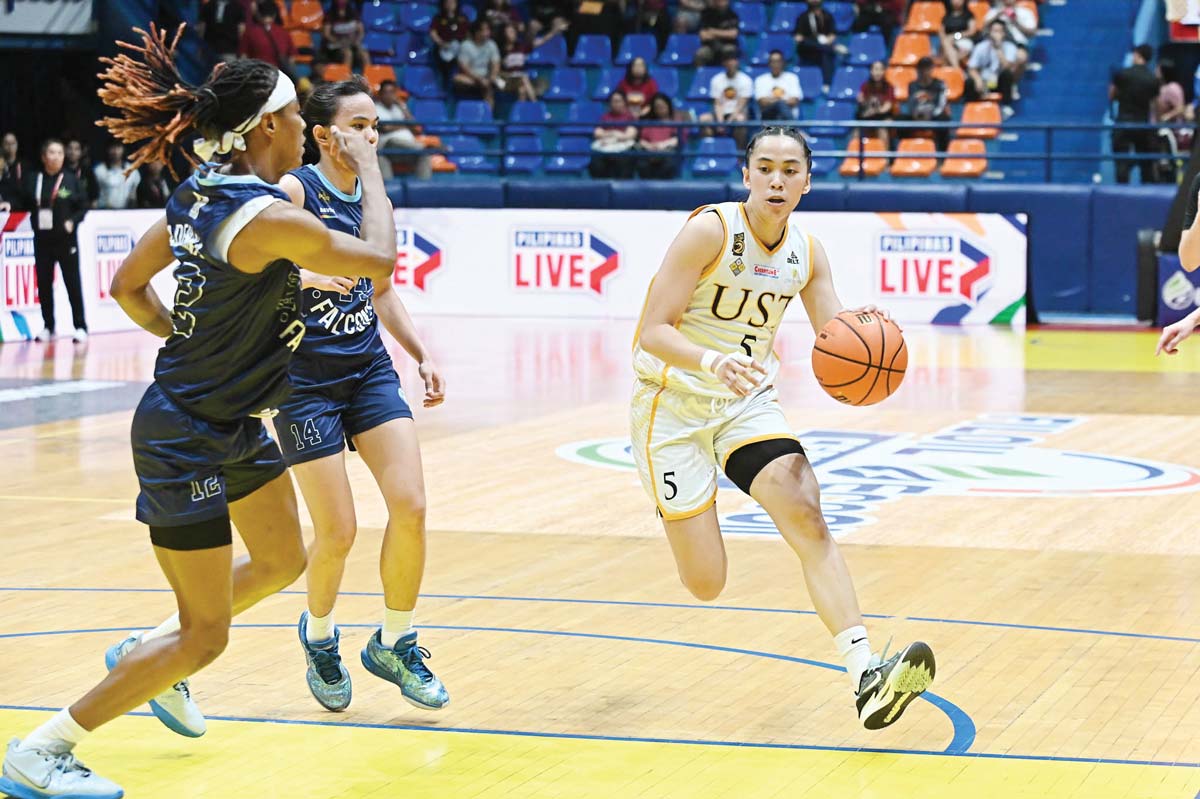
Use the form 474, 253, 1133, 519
419, 359, 445, 407
328, 125, 378, 175
848, 304, 902, 331
299, 269, 355, 294
1156, 317, 1196, 355
715, 353, 767, 397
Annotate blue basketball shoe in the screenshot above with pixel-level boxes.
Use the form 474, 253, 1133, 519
104, 635, 206, 738
360, 630, 449, 710
297, 612, 352, 712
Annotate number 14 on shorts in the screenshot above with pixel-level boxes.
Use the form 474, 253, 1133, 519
289, 419, 324, 451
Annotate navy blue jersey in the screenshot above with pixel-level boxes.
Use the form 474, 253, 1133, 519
288, 164, 387, 389
154, 166, 304, 422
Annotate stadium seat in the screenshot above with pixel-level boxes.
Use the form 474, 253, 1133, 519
792, 66, 823, 99
827, 1, 856, 32
904, 2, 945, 33
940, 138, 988, 178
658, 34, 700, 66
839, 137, 888, 177
508, 101, 550, 135
430, 153, 457, 173
410, 99, 451, 134
769, 2, 804, 33
504, 136, 543, 174
405, 65, 444, 99
529, 36, 568, 67
561, 101, 603, 135
442, 135, 496, 173
406, 37, 431, 65
363, 3, 402, 33
890, 137, 938, 177
687, 66, 723, 101
890, 33, 932, 66
290, 30, 314, 64
653, 67, 680, 99
735, 3, 767, 35
320, 63, 352, 82
545, 135, 591, 173
749, 33, 795, 66
807, 133, 841, 176
570, 34, 612, 67
399, 3, 436, 31
810, 99, 856, 136
848, 32, 886, 66
691, 137, 739, 176
544, 67, 585, 102
933, 66, 964, 102
829, 66, 868, 101
288, 0, 324, 31
616, 33, 658, 66
968, 0, 990, 27
960, 101, 1002, 139
363, 65, 397, 93
592, 66, 626, 101
886, 65, 916, 102
455, 100, 497, 136
460, 4, 477, 21
363, 30, 394, 60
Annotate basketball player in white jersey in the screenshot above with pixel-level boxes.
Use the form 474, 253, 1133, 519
631, 126, 935, 729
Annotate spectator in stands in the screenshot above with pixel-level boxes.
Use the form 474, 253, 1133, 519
1156, 57, 1194, 154
0, 133, 28, 206
484, 0, 525, 35
754, 50, 802, 120
939, 0, 978, 70
900, 56, 950, 150
455, 20, 502, 107
856, 59, 895, 148
1110, 43, 1161, 184
701, 53, 753, 148
966, 19, 1017, 114
617, 57, 660, 118
851, 0, 900, 45
63, 139, 97, 208
432, 0, 472, 86
590, 90, 638, 178
984, 0, 1034, 89
638, 93, 681, 178
197, 0, 246, 64
136, 161, 172, 209
321, 0, 371, 71
375, 80, 433, 179
530, 0, 571, 37
93, 143, 140, 210
632, 0, 672, 52
239, 1, 297, 78
572, 0, 626, 56
794, 0, 839, 87
695, 0, 740, 66
674, 0, 707, 33
498, 23, 539, 100
20, 139, 88, 342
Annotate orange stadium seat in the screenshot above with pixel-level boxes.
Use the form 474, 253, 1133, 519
290, 30, 313, 63
969, 0, 990, 27
288, 0, 324, 31
933, 66, 964, 101
959, 101, 1003, 138
904, 2, 945, 33
320, 63, 353, 82
839, 137, 889, 178
890, 33, 932, 66
886, 65, 916, 102
364, 64, 397, 93
939, 138, 988, 177
890, 138, 938, 177
430, 154, 458, 173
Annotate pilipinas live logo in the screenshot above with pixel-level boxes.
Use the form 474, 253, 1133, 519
2, 227, 37, 310
511, 229, 619, 295
875, 232, 992, 304
393, 226, 442, 292
95, 230, 135, 302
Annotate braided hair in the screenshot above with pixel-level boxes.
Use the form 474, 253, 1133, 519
97, 24, 280, 176
745, 125, 813, 172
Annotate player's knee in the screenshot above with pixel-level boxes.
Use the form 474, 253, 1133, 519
264, 541, 308, 589
321, 522, 358, 559
782, 493, 829, 542
680, 565, 727, 601
179, 621, 230, 670
386, 486, 426, 525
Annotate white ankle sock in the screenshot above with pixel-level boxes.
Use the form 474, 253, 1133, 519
141, 613, 180, 644
306, 610, 336, 643
834, 625, 872, 692
21, 708, 88, 755
379, 608, 414, 648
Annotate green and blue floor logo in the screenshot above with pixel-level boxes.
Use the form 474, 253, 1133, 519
557, 414, 1200, 535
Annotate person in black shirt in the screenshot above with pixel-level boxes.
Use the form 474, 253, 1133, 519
0, 131, 27, 208
1110, 44, 1162, 184
19, 139, 89, 342
64, 139, 99, 207
136, 160, 172, 208
198, 0, 246, 63
695, 0, 739, 66
794, 0, 838, 85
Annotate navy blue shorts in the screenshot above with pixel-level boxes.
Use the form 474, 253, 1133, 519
131, 383, 288, 528
275, 354, 413, 466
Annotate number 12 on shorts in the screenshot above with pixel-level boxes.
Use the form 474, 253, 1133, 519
289, 419, 323, 451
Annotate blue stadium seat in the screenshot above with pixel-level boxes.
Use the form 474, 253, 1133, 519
508, 100, 550, 135
848, 32, 886, 65
829, 66, 868, 101
455, 100, 496, 136
570, 34, 612, 67
364, 3, 403, 32
735, 2, 766, 35
749, 33, 795, 66
442, 135, 496, 173
691, 137, 739, 176
504, 135, 543, 174
528, 35, 567, 67
809, 100, 854, 136
592, 66, 626, 101
410, 98, 452, 134
364, 30, 395, 58
615, 33, 658, 66
807, 133, 844, 176
406, 38, 432, 64
792, 65, 823, 100
652, 66, 679, 99
769, 2, 804, 32
545, 136, 591, 173
460, 3, 477, 20
657, 34, 699, 66
561, 101, 602, 135
827, 1, 855, 33
686, 66, 723, 101
544, 67, 585, 102
405, 65, 444, 98
399, 2, 436, 31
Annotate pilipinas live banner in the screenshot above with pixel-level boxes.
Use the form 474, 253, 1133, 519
0, 208, 1027, 341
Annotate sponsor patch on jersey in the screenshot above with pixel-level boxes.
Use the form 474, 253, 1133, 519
731, 232, 745, 256
730, 257, 745, 276
753, 264, 779, 279
787, 250, 800, 265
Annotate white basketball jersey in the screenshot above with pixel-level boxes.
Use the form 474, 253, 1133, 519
633, 202, 813, 397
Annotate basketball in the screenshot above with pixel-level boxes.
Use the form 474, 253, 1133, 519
811, 310, 907, 406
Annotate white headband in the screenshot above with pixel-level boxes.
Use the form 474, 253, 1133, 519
193, 71, 297, 162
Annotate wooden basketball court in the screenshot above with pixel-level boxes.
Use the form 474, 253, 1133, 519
2, 318, 1200, 798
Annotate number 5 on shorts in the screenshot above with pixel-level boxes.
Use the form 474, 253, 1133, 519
663, 471, 678, 501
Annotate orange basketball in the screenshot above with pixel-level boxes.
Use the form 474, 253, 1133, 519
811, 310, 907, 406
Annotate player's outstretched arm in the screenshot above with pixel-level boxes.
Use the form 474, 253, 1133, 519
637, 210, 766, 396
1180, 216, 1200, 272
110, 216, 175, 338
278, 172, 357, 294
1157, 309, 1200, 355
799, 235, 844, 333
230, 201, 394, 281
374, 279, 445, 407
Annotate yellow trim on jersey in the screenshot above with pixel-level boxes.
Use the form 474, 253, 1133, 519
631, 275, 657, 351
644, 385, 668, 509
694, 205, 728, 281
805, 231, 815, 291
721, 433, 803, 471
660, 488, 718, 522
739, 203, 786, 256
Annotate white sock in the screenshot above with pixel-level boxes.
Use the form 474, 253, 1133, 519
834, 625, 872, 693
306, 610, 336, 643
379, 608, 414, 649
21, 708, 88, 755
141, 613, 180, 644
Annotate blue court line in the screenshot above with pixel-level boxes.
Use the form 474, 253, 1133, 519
2, 586, 1198, 645
0, 622, 974, 756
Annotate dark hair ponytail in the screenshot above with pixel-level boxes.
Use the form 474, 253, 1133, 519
745, 125, 813, 171
301, 75, 372, 164
97, 24, 281, 176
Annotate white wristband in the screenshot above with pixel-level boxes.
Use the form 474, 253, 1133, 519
700, 349, 722, 376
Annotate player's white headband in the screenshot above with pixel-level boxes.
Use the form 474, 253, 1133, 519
193, 71, 297, 162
